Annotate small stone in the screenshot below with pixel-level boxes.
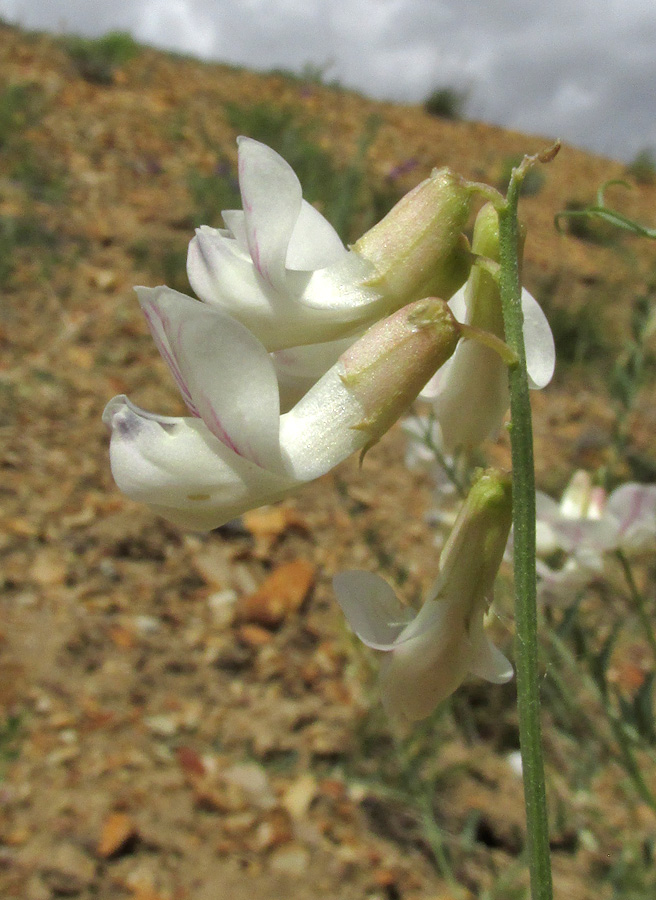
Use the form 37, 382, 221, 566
236, 560, 316, 628
41, 842, 96, 895
176, 745, 206, 777
268, 844, 310, 876
236, 623, 274, 647
253, 808, 293, 850
207, 589, 238, 627
145, 715, 178, 737
97, 812, 138, 859
282, 774, 317, 820
223, 762, 276, 809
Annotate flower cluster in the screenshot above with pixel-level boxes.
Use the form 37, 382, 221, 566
536, 470, 656, 601
103, 137, 556, 718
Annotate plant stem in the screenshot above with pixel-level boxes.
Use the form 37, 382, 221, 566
498, 153, 555, 900
616, 550, 656, 661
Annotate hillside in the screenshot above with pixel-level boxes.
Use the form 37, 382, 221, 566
2, 21, 656, 900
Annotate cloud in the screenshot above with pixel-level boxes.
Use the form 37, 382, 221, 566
1, 0, 654, 160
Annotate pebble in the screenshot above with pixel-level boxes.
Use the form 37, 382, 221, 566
268, 843, 311, 876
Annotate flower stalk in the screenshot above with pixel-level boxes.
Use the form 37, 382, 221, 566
497, 147, 559, 900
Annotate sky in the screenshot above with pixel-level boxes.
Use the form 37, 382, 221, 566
1, 0, 655, 162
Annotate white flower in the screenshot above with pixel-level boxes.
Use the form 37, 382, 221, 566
604, 482, 656, 555
536, 470, 613, 557
537, 471, 656, 558
334, 469, 513, 722
421, 204, 555, 452
103, 290, 460, 531
535, 471, 656, 601
187, 137, 474, 353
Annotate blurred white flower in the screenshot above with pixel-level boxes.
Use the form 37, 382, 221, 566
535, 471, 656, 600
536, 470, 615, 557
334, 469, 513, 722
103, 291, 460, 530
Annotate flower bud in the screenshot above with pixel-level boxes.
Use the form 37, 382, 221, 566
437, 467, 513, 601
280, 297, 461, 479
466, 202, 525, 334
340, 296, 461, 454
353, 168, 474, 309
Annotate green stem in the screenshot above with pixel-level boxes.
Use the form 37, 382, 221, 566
498, 155, 554, 900
616, 550, 656, 661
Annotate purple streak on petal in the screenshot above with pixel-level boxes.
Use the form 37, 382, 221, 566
619, 486, 649, 535
142, 302, 200, 417
197, 394, 263, 468
248, 225, 274, 287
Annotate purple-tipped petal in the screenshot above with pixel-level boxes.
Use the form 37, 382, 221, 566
103, 396, 296, 530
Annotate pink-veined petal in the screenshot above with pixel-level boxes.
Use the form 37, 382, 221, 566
237, 136, 301, 291
521, 288, 555, 389
188, 226, 298, 313
102, 396, 297, 530
333, 571, 414, 650
188, 227, 375, 351
137, 284, 200, 416
286, 199, 346, 271
136, 286, 283, 470
607, 483, 656, 552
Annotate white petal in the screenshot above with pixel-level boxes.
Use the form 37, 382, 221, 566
535, 519, 560, 557
286, 199, 346, 271
379, 599, 473, 722
103, 396, 296, 530
535, 490, 562, 523
188, 225, 298, 313
430, 339, 510, 453
468, 616, 513, 683
237, 136, 302, 291
189, 227, 376, 351
137, 284, 200, 416
333, 571, 414, 650
298, 251, 382, 313
220, 210, 249, 251
521, 288, 555, 389
137, 286, 283, 470
448, 285, 468, 323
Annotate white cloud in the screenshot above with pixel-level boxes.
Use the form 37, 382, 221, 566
1, 0, 654, 160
